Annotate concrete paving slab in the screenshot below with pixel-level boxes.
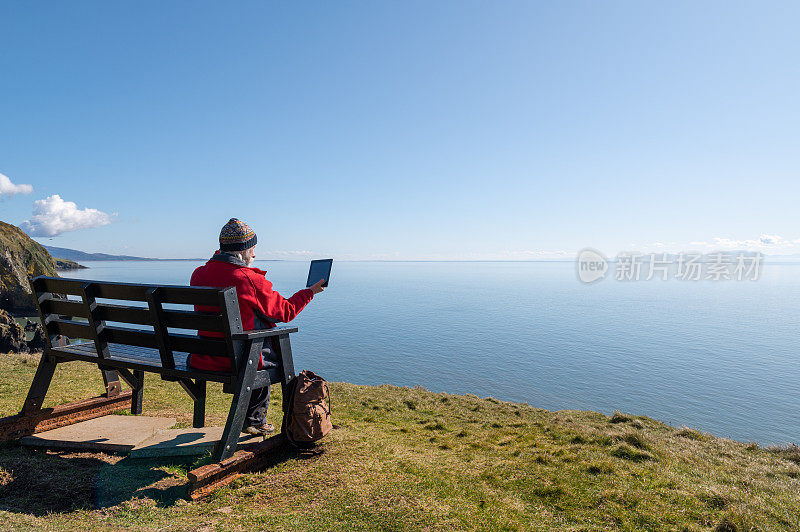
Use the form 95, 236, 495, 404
20, 415, 176, 453
130, 427, 262, 458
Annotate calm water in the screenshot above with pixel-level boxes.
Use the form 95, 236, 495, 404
64, 259, 800, 445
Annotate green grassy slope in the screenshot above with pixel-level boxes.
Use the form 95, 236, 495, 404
0, 221, 58, 313
0, 352, 798, 531
0, 221, 57, 276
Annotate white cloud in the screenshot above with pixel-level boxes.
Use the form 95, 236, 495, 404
759, 234, 784, 245
500, 249, 573, 259
709, 234, 794, 250
271, 250, 316, 257
0, 172, 33, 197
675, 234, 800, 254
20, 195, 114, 237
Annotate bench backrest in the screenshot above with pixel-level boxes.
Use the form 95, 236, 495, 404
30, 276, 245, 374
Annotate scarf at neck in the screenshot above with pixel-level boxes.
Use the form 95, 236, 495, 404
211, 251, 249, 267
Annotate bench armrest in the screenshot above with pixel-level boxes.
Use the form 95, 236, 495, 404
231, 326, 298, 340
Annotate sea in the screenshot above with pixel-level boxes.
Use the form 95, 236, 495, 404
61, 259, 800, 446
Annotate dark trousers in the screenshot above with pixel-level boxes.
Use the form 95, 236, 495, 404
246, 384, 271, 427
245, 343, 279, 427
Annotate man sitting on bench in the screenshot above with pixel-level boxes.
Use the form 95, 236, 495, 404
189, 218, 326, 436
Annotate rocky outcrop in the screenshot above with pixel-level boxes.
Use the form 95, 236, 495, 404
0, 309, 28, 353
27, 322, 46, 351
54, 258, 87, 270
0, 221, 58, 314
0, 310, 48, 353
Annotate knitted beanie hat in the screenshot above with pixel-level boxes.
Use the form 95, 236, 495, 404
219, 218, 257, 251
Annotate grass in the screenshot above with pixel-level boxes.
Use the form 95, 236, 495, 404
1, 352, 799, 531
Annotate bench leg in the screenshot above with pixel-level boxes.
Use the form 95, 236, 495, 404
215, 340, 261, 462
272, 334, 297, 435
193, 380, 206, 429
270, 334, 296, 385
114, 368, 144, 415
178, 378, 206, 428
131, 370, 144, 415
21, 354, 58, 414
101, 369, 122, 397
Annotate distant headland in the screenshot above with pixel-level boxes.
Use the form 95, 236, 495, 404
41, 245, 203, 262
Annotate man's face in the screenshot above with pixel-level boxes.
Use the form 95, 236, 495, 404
242, 246, 256, 267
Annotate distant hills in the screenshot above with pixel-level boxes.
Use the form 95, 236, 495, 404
43, 245, 160, 262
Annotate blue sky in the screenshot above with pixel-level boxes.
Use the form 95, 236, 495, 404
1, 1, 799, 260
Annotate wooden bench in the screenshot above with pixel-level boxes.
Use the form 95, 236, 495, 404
1, 275, 298, 463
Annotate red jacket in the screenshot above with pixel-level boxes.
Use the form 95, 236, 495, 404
188, 252, 314, 371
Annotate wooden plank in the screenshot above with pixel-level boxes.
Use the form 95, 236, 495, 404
146, 288, 175, 370
231, 326, 298, 340
101, 327, 158, 348
218, 289, 241, 373
40, 300, 226, 331
35, 276, 223, 306
170, 333, 228, 356
47, 318, 93, 339
81, 282, 110, 360
97, 304, 151, 325
59, 342, 180, 370
49, 346, 235, 383
187, 433, 287, 500
160, 309, 225, 331
40, 298, 87, 318
0, 391, 133, 441
158, 286, 226, 306
88, 327, 229, 356
92, 304, 225, 332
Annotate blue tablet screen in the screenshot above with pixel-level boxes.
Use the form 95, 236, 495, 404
306, 259, 333, 287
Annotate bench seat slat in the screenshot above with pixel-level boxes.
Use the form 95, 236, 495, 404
45, 320, 231, 357
42, 298, 227, 332
40, 298, 87, 318
51, 342, 235, 383
34, 277, 224, 306
103, 327, 230, 356
49, 319, 94, 339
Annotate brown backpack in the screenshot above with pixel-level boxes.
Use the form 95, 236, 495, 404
283, 370, 332, 448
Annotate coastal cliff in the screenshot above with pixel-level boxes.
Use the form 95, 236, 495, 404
0, 220, 58, 314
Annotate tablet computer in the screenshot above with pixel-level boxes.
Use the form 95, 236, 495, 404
306, 259, 333, 288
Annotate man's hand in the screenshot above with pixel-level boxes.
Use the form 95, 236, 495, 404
309, 279, 325, 294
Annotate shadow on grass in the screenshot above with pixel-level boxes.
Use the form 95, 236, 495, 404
0, 438, 317, 515
0, 443, 193, 515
